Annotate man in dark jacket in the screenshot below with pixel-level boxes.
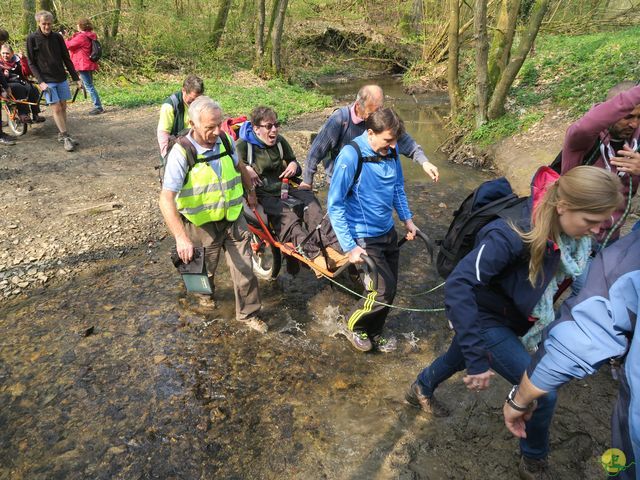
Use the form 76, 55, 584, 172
301, 84, 439, 190
26, 10, 82, 152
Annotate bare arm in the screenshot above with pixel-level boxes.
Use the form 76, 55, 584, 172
159, 189, 194, 263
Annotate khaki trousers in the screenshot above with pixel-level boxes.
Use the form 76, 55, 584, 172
183, 216, 261, 320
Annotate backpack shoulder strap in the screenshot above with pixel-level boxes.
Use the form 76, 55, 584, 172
277, 140, 284, 160
219, 132, 234, 158
348, 141, 364, 194
175, 135, 198, 170
169, 93, 184, 135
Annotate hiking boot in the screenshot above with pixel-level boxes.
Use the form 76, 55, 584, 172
371, 334, 397, 353
63, 136, 75, 152
405, 382, 450, 417
239, 316, 268, 334
0, 134, 16, 146
32, 115, 46, 123
89, 107, 104, 115
325, 246, 349, 269
518, 456, 551, 480
344, 330, 372, 352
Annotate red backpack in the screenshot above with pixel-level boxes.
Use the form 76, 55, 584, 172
220, 115, 247, 141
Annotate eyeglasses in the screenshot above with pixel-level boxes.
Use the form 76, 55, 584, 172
258, 122, 280, 130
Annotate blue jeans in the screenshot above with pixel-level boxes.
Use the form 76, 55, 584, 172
79, 71, 102, 109
416, 325, 557, 459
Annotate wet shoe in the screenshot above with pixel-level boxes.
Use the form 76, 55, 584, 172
371, 334, 397, 353
89, 107, 105, 115
344, 330, 372, 352
518, 456, 551, 480
0, 134, 16, 146
32, 115, 46, 123
63, 136, 75, 152
405, 382, 450, 417
239, 316, 268, 334
325, 246, 349, 269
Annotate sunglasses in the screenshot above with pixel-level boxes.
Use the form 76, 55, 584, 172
258, 122, 280, 130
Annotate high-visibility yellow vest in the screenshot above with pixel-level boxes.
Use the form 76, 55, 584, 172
175, 137, 244, 226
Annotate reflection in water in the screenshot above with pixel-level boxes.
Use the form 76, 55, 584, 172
0, 81, 501, 479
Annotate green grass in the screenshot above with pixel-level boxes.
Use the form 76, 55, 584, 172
511, 26, 640, 116
466, 26, 640, 146
98, 76, 332, 121
468, 111, 544, 147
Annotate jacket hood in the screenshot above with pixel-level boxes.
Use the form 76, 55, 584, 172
239, 121, 266, 148
81, 31, 98, 40
530, 166, 560, 214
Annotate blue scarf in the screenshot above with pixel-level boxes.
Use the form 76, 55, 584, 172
521, 234, 592, 351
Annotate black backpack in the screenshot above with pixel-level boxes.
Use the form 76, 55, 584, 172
436, 177, 528, 279
89, 38, 102, 62
548, 138, 601, 174
158, 132, 234, 186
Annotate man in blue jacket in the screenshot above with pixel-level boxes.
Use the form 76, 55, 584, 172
301, 84, 439, 190
504, 230, 640, 480
328, 107, 417, 353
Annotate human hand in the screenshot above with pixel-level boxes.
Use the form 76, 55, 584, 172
611, 145, 640, 176
298, 181, 312, 190
279, 161, 298, 179
76, 79, 83, 90
175, 235, 194, 264
245, 165, 263, 188
404, 219, 418, 241
246, 191, 258, 209
503, 403, 532, 438
463, 370, 495, 391
348, 246, 367, 264
39, 82, 48, 92
422, 161, 439, 182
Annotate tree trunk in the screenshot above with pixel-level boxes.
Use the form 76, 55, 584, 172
270, 0, 290, 74
474, 0, 489, 127
447, 0, 461, 115
267, 0, 280, 41
412, 0, 425, 35
22, 0, 36, 36
255, 0, 266, 67
487, 0, 550, 119
102, 0, 111, 39
210, 0, 233, 50
487, 0, 521, 92
37, 0, 56, 22
111, 0, 122, 39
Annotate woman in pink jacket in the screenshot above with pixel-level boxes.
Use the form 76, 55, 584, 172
65, 18, 103, 115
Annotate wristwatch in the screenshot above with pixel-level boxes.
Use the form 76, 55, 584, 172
505, 385, 538, 412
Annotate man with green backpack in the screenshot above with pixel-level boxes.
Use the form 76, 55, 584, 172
157, 74, 204, 159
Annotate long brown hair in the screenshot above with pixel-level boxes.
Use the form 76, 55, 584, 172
518, 166, 622, 286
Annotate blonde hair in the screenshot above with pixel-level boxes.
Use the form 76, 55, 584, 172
518, 166, 622, 286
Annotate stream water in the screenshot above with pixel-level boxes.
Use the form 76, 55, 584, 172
0, 78, 614, 479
